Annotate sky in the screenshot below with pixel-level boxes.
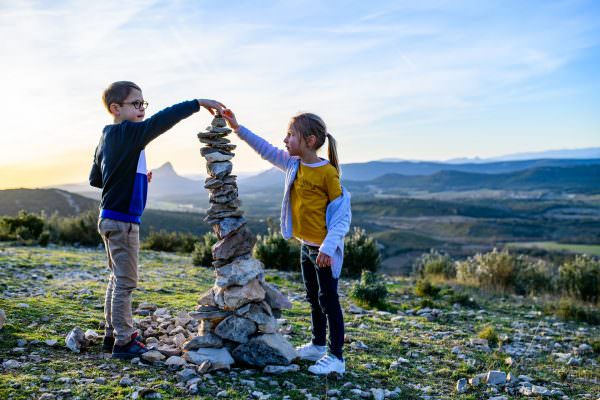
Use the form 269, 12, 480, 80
0, 0, 599, 189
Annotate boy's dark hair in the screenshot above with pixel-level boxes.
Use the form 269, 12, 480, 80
102, 81, 141, 113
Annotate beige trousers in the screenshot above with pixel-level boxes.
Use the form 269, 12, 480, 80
98, 218, 139, 345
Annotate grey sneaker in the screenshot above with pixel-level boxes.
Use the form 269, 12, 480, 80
296, 343, 327, 361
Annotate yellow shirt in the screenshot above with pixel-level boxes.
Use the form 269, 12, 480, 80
291, 160, 342, 245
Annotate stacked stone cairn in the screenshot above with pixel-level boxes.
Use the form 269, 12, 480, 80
181, 114, 298, 371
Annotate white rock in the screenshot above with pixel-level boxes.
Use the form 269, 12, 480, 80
0, 309, 5, 329
165, 356, 186, 368
263, 364, 300, 374
371, 388, 384, 400
84, 329, 100, 342
119, 376, 133, 386
456, 378, 467, 393
531, 385, 551, 396
486, 370, 506, 385
350, 340, 369, 350
142, 350, 166, 362
184, 347, 234, 370
469, 373, 486, 386
65, 327, 88, 353
2, 359, 22, 369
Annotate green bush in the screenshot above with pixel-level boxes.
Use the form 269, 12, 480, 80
515, 258, 556, 296
559, 255, 600, 303
38, 230, 50, 247
343, 227, 381, 278
253, 228, 299, 270
414, 279, 441, 297
446, 291, 478, 308
413, 250, 456, 279
192, 232, 218, 267
49, 211, 102, 246
477, 325, 499, 346
0, 211, 45, 243
349, 270, 389, 308
141, 229, 198, 253
553, 298, 600, 325
456, 249, 555, 295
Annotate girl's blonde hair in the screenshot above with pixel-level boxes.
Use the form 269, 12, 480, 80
289, 112, 341, 175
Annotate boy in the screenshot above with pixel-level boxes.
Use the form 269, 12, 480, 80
89, 81, 224, 359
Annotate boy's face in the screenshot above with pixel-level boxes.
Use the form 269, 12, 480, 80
110, 88, 146, 122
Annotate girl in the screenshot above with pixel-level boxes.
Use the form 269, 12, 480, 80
222, 109, 351, 375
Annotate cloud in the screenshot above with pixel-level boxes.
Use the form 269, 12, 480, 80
0, 0, 598, 186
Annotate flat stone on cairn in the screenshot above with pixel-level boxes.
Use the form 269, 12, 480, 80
183, 114, 297, 371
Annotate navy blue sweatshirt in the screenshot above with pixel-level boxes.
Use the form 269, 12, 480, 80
89, 100, 200, 224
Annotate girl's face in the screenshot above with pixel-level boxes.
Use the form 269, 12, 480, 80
284, 128, 306, 156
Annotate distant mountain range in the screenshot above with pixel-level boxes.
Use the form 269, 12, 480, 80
345, 164, 600, 194
444, 147, 600, 163
49, 155, 600, 201
377, 147, 600, 163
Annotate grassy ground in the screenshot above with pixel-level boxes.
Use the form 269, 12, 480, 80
506, 242, 600, 257
1, 244, 599, 399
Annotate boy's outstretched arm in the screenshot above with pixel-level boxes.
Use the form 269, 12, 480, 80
130, 99, 226, 149
222, 109, 292, 171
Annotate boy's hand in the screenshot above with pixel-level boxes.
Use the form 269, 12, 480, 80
147, 171, 153, 183
222, 109, 239, 130
316, 251, 332, 268
198, 99, 226, 115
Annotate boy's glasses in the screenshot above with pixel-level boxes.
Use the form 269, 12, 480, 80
121, 100, 149, 110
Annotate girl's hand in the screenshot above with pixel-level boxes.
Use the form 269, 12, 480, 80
222, 108, 240, 130
316, 251, 332, 268
198, 99, 226, 115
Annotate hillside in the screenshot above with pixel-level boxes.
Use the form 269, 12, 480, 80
0, 189, 98, 217
346, 164, 600, 194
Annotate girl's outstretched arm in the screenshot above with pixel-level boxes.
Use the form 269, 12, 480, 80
222, 109, 292, 171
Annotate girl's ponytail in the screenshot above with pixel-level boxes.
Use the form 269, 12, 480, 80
327, 133, 341, 176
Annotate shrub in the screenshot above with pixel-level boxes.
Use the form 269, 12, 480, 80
50, 211, 102, 246
253, 228, 299, 270
349, 270, 389, 308
38, 230, 50, 247
413, 249, 455, 279
446, 291, 478, 308
343, 227, 381, 278
0, 211, 45, 243
456, 249, 556, 295
514, 258, 556, 296
477, 325, 499, 346
414, 279, 440, 298
559, 255, 600, 303
141, 229, 198, 253
553, 298, 600, 325
192, 232, 218, 267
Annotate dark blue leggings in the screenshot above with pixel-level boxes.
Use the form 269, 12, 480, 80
300, 244, 344, 360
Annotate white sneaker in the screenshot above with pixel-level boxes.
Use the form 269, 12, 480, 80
296, 343, 327, 361
308, 354, 345, 375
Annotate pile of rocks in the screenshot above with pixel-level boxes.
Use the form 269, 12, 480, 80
182, 115, 297, 371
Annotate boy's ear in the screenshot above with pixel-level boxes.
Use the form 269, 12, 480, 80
108, 102, 120, 116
